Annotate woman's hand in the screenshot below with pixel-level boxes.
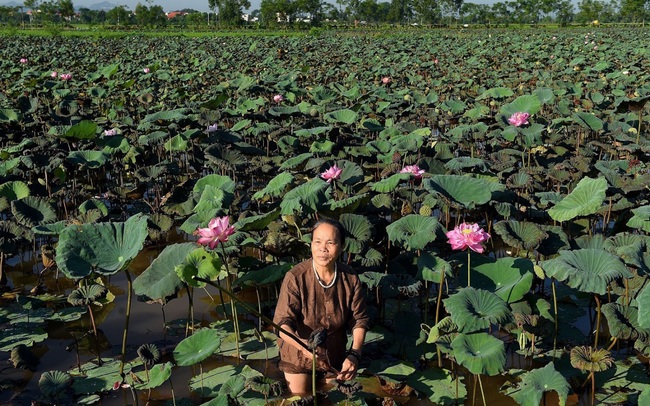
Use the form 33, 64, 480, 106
336, 355, 359, 381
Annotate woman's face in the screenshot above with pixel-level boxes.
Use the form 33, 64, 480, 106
311, 223, 342, 270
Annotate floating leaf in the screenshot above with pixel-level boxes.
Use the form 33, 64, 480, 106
444, 287, 513, 333
452, 332, 506, 376
386, 214, 440, 251
39, 370, 73, 397
509, 362, 570, 406
173, 328, 221, 366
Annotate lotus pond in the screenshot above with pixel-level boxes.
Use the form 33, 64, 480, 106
1, 28, 650, 406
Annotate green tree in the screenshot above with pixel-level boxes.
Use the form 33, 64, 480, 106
260, 0, 297, 25
619, 0, 648, 21
576, 0, 617, 22
460, 2, 492, 23
106, 5, 131, 25
296, 0, 323, 24
208, 0, 251, 26
387, 0, 412, 22
412, 0, 441, 24
58, 0, 74, 21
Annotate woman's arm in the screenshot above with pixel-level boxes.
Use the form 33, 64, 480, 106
337, 327, 366, 380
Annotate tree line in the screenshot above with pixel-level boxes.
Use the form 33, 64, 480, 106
0, 0, 647, 28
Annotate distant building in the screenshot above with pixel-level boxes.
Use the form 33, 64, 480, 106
166, 11, 187, 19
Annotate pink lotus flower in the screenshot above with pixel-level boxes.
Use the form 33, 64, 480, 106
196, 216, 235, 249
60, 73, 72, 81
434, 58, 439, 64
206, 123, 218, 133
20, 58, 28, 64
508, 112, 530, 127
382, 76, 391, 84
321, 165, 342, 183
104, 128, 117, 136
51, 71, 58, 78
447, 222, 490, 253
143, 67, 150, 73
273, 94, 283, 103
400, 165, 425, 178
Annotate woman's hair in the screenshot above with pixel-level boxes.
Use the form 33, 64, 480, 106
312, 218, 346, 247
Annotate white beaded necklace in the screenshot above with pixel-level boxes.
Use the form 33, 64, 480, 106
313, 260, 337, 289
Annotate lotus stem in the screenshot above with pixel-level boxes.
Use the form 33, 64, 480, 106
472, 373, 477, 406
312, 347, 317, 405
606, 337, 618, 351
121, 269, 133, 375
552, 278, 558, 357
594, 295, 602, 349
477, 374, 487, 406
87, 303, 102, 365
220, 244, 240, 359
625, 279, 629, 306
467, 248, 471, 288
591, 370, 596, 406
186, 286, 194, 336
637, 110, 642, 145
435, 272, 445, 368
255, 286, 262, 331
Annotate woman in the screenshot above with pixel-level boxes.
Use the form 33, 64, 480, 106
273, 218, 369, 394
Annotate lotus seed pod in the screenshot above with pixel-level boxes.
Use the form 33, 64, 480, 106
419, 205, 432, 217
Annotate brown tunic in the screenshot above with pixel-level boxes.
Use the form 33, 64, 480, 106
273, 259, 369, 374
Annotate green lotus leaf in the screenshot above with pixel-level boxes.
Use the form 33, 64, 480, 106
509, 362, 570, 406
445, 157, 488, 172
67, 150, 108, 168
541, 249, 632, 295
245, 376, 283, 397
417, 251, 452, 284
189, 364, 264, 398
10, 344, 39, 371
0, 108, 20, 122
218, 375, 247, 398
134, 242, 203, 302
67, 284, 108, 306
56, 214, 149, 279
164, 134, 188, 151
294, 126, 332, 138
602, 303, 650, 341
329, 193, 368, 213
477, 87, 514, 100
280, 178, 329, 216
279, 152, 313, 170
78, 198, 108, 216
452, 332, 506, 376
252, 172, 294, 200
386, 214, 440, 251
194, 174, 236, 194
406, 367, 467, 405
537, 225, 570, 257
71, 358, 138, 394
324, 108, 358, 125
135, 361, 173, 390
444, 287, 513, 333
493, 220, 548, 251
64, 120, 97, 139
573, 112, 603, 131
640, 387, 650, 405
39, 370, 73, 397
340, 213, 373, 254
235, 209, 281, 232
500, 94, 542, 116
360, 248, 383, 267
575, 234, 607, 250
12, 196, 58, 228
233, 263, 292, 288
0, 324, 48, 351
627, 205, 650, 233
456, 255, 534, 303
142, 108, 189, 123
548, 177, 608, 222
423, 175, 503, 209
371, 173, 411, 193
194, 185, 233, 213
335, 160, 364, 185
0, 157, 20, 176
173, 328, 221, 367
175, 247, 222, 288
638, 284, 650, 329
0, 181, 30, 201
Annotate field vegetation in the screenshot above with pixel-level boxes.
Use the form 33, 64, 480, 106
0, 28, 650, 405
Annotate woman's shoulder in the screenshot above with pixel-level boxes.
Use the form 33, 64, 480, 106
287, 259, 312, 277
337, 261, 360, 277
